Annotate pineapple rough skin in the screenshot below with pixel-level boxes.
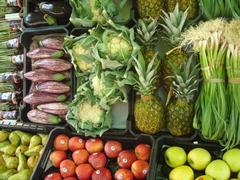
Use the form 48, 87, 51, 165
137, 0, 165, 18
162, 48, 188, 93
167, 99, 194, 136
134, 96, 165, 134
167, 0, 198, 19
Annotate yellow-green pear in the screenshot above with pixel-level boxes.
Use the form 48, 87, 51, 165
24, 145, 43, 157
27, 155, 39, 169
9, 132, 20, 147
0, 169, 17, 179
15, 145, 28, 157
8, 169, 32, 180
0, 131, 9, 142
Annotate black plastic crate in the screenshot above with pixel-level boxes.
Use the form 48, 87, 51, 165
0, 120, 50, 179
152, 136, 240, 180
22, 0, 72, 30
20, 27, 73, 132
31, 128, 155, 180
129, 92, 198, 141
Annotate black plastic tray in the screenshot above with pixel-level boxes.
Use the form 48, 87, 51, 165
152, 136, 240, 180
20, 27, 73, 132
31, 128, 155, 180
22, 0, 72, 30
129, 92, 198, 141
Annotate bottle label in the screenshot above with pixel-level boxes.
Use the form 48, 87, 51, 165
0, 92, 13, 101
0, 72, 13, 83
0, 110, 17, 119
7, 0, 18, 6
11, 54, 23, 64
6, 38, 19, 48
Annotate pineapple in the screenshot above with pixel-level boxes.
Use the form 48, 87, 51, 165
135, 18, 161, 87
163, 47, 188, 93
167, 0, 198, 19
137, 0, 165, 19
167, 56, 199, 136
161, 5, 189, 93
133, 52, 165, 134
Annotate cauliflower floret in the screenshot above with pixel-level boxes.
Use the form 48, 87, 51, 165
78, 101, 104, 124
72, 43, 93, 72
91, 76, 105, 95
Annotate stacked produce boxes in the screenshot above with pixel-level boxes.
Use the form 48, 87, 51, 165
0, 0, 240, 180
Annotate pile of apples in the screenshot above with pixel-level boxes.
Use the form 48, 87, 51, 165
163, 146, 240, 180
44, 134, 152, 180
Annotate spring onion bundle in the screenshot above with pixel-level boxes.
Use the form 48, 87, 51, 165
200, 0, 240, 20
193, 32, 228, 141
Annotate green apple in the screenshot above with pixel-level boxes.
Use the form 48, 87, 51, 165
164, 146, 187, 168
238, 171, 240, 179
223, 148, 240, 172
169, 165, 194, 180
188, 148, 211, 170
195, 175, 213, 180
205, 160, 230, 180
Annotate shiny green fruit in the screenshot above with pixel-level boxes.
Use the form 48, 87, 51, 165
205, 160, 230, 180
165, 146, 187, 168
169, 165, 194, 180
188, 148, 211, 170
223, 148, 240, 172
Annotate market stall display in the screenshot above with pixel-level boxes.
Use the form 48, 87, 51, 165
0, 0, 239, 180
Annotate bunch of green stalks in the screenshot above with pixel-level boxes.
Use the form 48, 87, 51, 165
0, 7, 19, 18
200, 0, 240, 19
0, 56, 16, 72
193, 31, 228, 141
0, 102, 15, 111
0, 30, 20, 42
0, 82, 14, 92
222, 45, 240, 149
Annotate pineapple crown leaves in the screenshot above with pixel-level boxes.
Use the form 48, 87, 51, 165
133, 52, 160, 95
135, 17, 159, 48
171, 55, 200, 102
160, 3, 188, 46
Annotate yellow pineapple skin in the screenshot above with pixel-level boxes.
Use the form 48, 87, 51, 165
137, 0, 165, 18
167, 0, 198, 19
162, 48, 188, 93
167, 99, 194, 136
134, 95, 165, 134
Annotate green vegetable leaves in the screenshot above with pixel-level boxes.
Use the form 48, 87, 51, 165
69, 0, 132, 27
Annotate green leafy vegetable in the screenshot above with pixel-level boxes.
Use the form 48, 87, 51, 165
69, 0, 132, 27
66, 83, 112, 137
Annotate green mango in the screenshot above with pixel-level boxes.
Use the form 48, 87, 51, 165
2, 155, 18, 169
0, 144, 16, 155
0, 131, 9, 142
15, 145, 28, 157
24, 145, 43, 157
0, 141, 10, 148
29, 135, 41, 149
9, 132, 20, 147
0, 165, 7, 173
27, 155, 39, 169
17, 153, 28, 172
9, 169, 32, 180
38, 134, 48, 146
0, 169, 17, 180
15, 131, 32, 145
